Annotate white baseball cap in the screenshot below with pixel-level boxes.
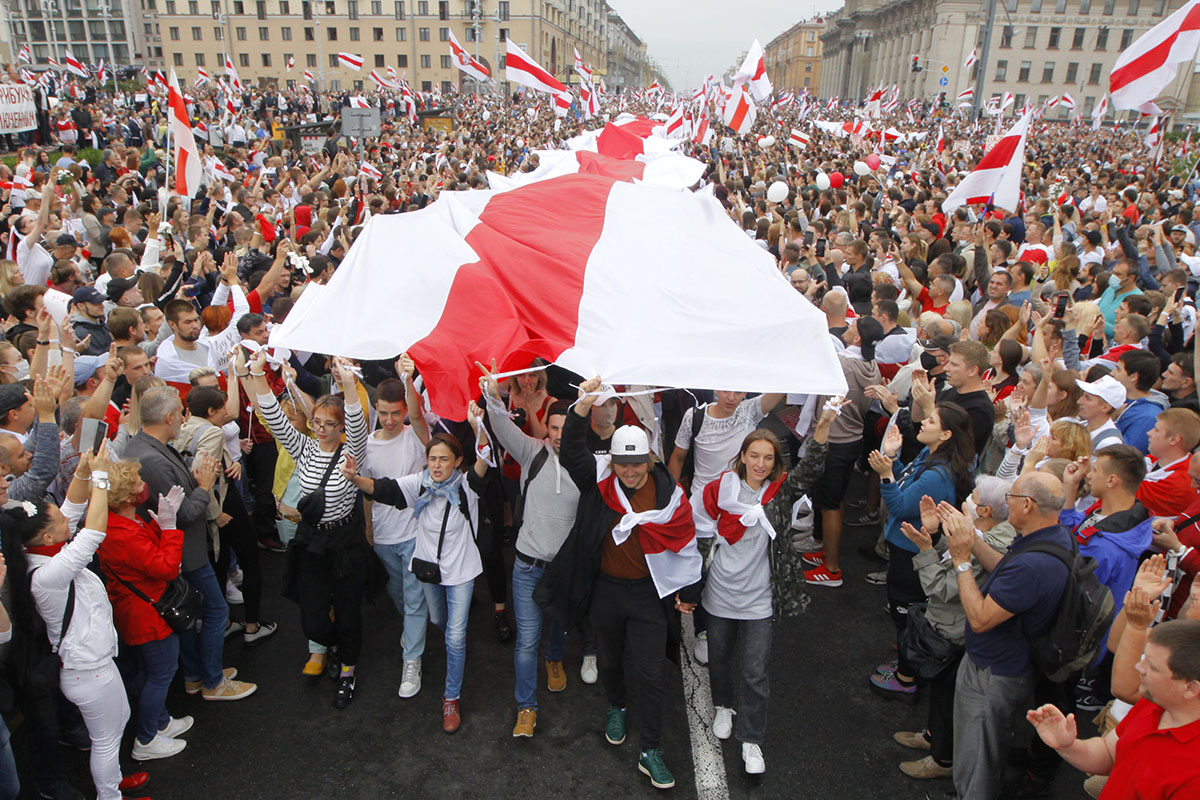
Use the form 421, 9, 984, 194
610, 425, 651, 464
1075, 374, 1126, 410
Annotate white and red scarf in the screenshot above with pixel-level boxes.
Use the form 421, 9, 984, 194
697, 470, 785, 545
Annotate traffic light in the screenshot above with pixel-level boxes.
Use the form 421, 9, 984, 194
911, 55, 923, 73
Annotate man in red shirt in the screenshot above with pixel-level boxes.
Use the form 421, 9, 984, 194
1027, 619, 1200, 799
1138, 409, 1200, 517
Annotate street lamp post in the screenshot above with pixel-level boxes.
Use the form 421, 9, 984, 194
41, 0, 59, 70
98, 0, 118, 96
314, 4, 325, 92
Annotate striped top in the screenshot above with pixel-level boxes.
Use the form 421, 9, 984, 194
257, 391, 368, 522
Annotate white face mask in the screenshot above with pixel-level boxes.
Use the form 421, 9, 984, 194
963, 495, 979, 523
3, 359, 29, 381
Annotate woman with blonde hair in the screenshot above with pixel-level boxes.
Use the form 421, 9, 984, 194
0, 259, 24, 295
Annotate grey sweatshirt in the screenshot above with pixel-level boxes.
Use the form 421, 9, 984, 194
485, 394, 579, 562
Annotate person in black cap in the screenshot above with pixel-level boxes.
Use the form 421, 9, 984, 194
69, 287, 113, 356
53, 233, 82, 266
105, 277, 142, 309
0, 383, 34, 442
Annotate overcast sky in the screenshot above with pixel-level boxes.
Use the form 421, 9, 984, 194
608, 0, 844, 90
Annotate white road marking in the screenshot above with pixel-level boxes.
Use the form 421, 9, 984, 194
680, 613, 730, 800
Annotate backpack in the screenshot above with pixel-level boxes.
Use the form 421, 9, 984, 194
510, 447, 550, 534
1017, 541, 1116, 683
678, 403, 708, 491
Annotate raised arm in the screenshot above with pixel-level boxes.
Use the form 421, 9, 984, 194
399, 353, 430, 446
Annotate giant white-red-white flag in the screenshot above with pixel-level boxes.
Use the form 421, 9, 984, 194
722, 84, 757, 134
942, 109, 1031, 213
504, 39, 567, 96
486, 149, 705, 193
732, 39, 772, 101
448, 30, 490, 82
167, 70, 201, 199
1111, 0, 1200, 113
269, 174, 847, 420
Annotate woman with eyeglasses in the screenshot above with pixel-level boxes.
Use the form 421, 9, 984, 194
237, 348, 368, 709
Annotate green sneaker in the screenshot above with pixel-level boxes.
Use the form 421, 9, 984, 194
604, 706, 626, 745
638, 749, 675, 789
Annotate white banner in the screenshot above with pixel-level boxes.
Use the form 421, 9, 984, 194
0, 84, 36, 134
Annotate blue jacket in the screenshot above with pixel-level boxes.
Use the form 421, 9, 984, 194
882, 448, 958, 553
1116, 396, 1167, 454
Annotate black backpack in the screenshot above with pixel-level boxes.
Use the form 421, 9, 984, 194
678, 403, 708, 491
510, 447, 550, 534
1016, 541, 1116, 683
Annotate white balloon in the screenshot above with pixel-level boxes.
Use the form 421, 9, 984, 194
516, 138, 526, 148
853, 160, 870, 176
482, 110, 491, 121
762, 135, 776, 148
815, 173, 831, 191
767, 181, 788, 203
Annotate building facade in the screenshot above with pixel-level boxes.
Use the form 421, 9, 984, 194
819, 0, 1197, 121
605, 9, 647, 92
3, 0, 161, 75
151, 0, 642, 94
764, 17, 825, 94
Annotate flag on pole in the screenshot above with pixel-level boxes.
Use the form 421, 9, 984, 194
287, 56, 295, 72
349, 95, 370, 108
504, 40, 567, 96
964, 47, 978, 69
64, 51, 88, 78
96, 60, 106, 86
732, 39, 772, 101
937, 123, 946, 153
195, 67, 211, 87
224, 57, 243, 91
788, 129, 810, 148
1145, 115, 1164, 149
1110, 0, 1200, 113
17, 44, 30, 64
693, 110, 711, 145
304, 69, 315, 83
192, 120, 208, 140
573, 46, 592, 83
956, 87, 974, 103
358, 162, 383, 182
337, 52, 364, 71
722, 84, 757, 134
447, 31, 490, 82
1092, 94, 1110, 130
369, 69, 398, 89
211, 159, 235, 182
1060, 92, 1076, 110
942, 110, 1032, 213
553, 91, 573, 117
167, 69, 201, 198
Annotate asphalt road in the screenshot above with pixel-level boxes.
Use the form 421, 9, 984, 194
16, 515, 1096, 800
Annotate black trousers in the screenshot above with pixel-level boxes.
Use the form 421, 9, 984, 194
926, 650, 965, 766
244, 441, 279, 539
589, 575, 668, 750
886, 543, 926, 634
295, 544, 366, 666
214, 488, 264, 623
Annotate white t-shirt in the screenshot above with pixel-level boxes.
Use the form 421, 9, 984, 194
17, 239, 53, 286
675, 397, 767, 499
394, 472, 482, 586
363, 427, 427, 545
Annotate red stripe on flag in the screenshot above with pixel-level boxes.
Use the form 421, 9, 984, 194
972, 134, 1022, 172
407, 174, 617, 417
1110, 5, 1200, 92
574, 151, 646, 182
175, 147, 191, 195
596, 123, 646, 160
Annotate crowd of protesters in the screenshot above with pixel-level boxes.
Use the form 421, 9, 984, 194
0, 63, 1196, 800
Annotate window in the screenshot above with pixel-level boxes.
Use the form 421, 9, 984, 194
1128, 0, 1139, 12
239, 52, 249, 66
280, 0, 289, 11
350, 26, 359, 39
1005, 0, 1018, 10
329, 78, 341, 91
169, 25, 180, 38
261, 53, 271, 66
1066, 61, 1078, 83
1042, 62, 1055, 82
1015, 94, 1025, 109
397, 53, 407, 66
373, 26, 382, 40
420, 53, 430, 67
166, 0, 175, 11
348, 0, 357, 16
396, 26, 405, 39
419, 26, 428, 39
1079, 0, 1091, 10
1025, 26, 1038, 47
1055, 0, 1066, 10
1037, 94, 1048, 106
211, 0, 221, 14
195, 52, 205, 65
215, 25, 223, 38
440, 54, 450, 68
234, 0, 244, 12
1120, 28, 1133, 49
304, 25, 314, 39
281, 26, 291, 39
806, 62, 812, 71
1072, 27, 1085, 48
374, 53, 384, 65
371, 0, 380, 12
421, 79, 431, 91
1019, 60, 1032, 81
325, 0, 334, 12
329, 53, 339, 66
438, 0, 446, 18
417, 0, 427, 12
173, 52, 183, 65
1048, 27, 1060, 48
1001, 25, 1013, 47
259, 26, 269, 39
352, 80, 363, 90
1088, 62, 1102, 83
442, 80, 451, 92
806, 45, 814, 56
465, 26, 475, 40
439, 26, 448, 40
804, 76, 810, 86
1103, 0, 1115, 13
499, 26, 507, 40
256, 0, 265, 17
236, 25, 246, 39
284, 51, 294, 65
191, 24, 202, 37
395, 0, 404, 17
1096, 26, 1108, 49
188, 0, 198, 12
1153, 0, 1165, 11
306, 52, 316, 65
327, 25, 336, 39
1031, 0, 1042, 9
995, 59, 1008, 80
498, 0, 508, 20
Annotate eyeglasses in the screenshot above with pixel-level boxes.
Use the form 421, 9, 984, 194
1004, 493, 1032, 503
310, 419, 340, 431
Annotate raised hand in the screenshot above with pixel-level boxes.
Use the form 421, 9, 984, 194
153, 485, 186, 530
474, 358, 501, 400
1026, 705, 1077, 751
919, 494, 940, 533
1122, 585, 1160, 631
900, 521, 934, 552
866, 449, 894, 479
882, 423, 903, 457
191, 452, 221, 491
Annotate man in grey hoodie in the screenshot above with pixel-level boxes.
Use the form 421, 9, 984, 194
480, 367, 580, 739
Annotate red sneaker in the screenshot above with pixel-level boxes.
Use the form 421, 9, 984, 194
800, 550, 825, 568
119, 772, 150, 791
442, 697, 461, 734
804, 564, 843, 587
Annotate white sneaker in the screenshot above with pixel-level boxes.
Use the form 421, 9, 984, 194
398, 659, 421, 699
131, 732, 187, 761
228, 567, 244, 587
742, 742, 765, 774
580, 654, 598, 685
712, 706, 734, 740
159, 715, 194, 739
693, 631, 709, 665
791, 529, 822, 553
225, 581, 244, 605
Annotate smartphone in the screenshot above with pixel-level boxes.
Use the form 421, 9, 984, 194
79, 418, 108, 455
1054, 294, 1069, 319
804, 231, 815, 247
816, 239, 827, 258
1175, 286, 1186, 303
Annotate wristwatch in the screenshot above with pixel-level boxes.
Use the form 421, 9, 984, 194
954, 561, 972, 574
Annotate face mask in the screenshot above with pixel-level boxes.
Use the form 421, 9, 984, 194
1108, 274, 1123, 289
4, 359, 28, 380
592, 403, 618, 428
963, 496, 979, 522
135, 483, 150, 506
919, 352, 939, 370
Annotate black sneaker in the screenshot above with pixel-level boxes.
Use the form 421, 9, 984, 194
1075, 693, 1106, 712
494, 610, 513, 643
325, 650, 341, 680
334, 675, 356, 709
846, 510, 881, 527
58, 725, 90, 752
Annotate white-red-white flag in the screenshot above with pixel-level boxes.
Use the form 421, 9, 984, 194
553, 91, 573, 117
64, 51, 88, 78
287, 56, 295, 72
936, 123, 946, 154
693, 111, 712, 146
964, 47, 978, 69
1111, 0, 1200, 113
211, 158, 235, 182
448, 31, 490, 82
1060, 92, 1076, 110
304, 69, 315, 83
573, 46, 592, 83
956, 87, 974, 103
337, 52, 363, 71
942, 110, 1031, 213
349, 95, 370, 108
96, 60, 106, 86
732, 39, 772, 101
17, 45, 30, 64
1092, 94, 1110, 130
369, 69, 398, 89
722, 84, 757, 134
504, 39, 566, 96
358, 162, 383, 182
224, 57, 243, 91
167, 70, 201, 198
195, 67, 211, 87
192, 120, 208, 140
788, 129, 810, 148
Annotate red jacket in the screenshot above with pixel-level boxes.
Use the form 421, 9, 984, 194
97, 512, 184, 645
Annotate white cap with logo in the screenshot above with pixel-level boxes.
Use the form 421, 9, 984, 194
1075, 374, 1127, 410
610, 425, 651, 464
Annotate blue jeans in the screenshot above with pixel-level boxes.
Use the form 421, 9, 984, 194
512, 557, 567, 710
179, 562, 230, 689
0, 716, 18, 800
134, 635, 179, 744
424, 580, 473, 701
374, 538, 428, 661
